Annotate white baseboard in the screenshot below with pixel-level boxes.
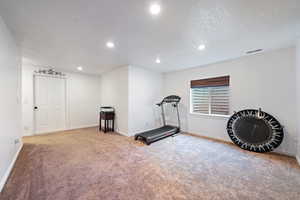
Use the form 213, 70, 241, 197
297, 156, 300, 166
273, 150, 295, 157
65, 124, 99, 131
32, 124, 99, 135
115, 130, 127, 136
0, 143, 23, 192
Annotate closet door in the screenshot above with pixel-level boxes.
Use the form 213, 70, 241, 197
34, 75, 66, 134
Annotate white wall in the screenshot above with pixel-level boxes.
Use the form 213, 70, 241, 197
67, 72, 101, 129
164, 47, 297, 156
101, 66, 129, 135
0, 16, 22, 190
296, 40, 300, 163
22, 65, 101, 136
128, 66, 163, 136
101, 65, 163, 136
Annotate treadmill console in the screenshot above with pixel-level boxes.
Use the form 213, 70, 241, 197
162, 95, 181, 104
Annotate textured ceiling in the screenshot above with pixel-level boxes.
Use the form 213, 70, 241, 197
0, 0, 299, 74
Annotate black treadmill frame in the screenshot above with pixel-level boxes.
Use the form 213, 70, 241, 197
134, 95, 181, 145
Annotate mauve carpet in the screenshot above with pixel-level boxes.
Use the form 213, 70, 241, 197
1, 127, 300, 200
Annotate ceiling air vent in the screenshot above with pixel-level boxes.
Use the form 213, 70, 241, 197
246, 49, 263, 54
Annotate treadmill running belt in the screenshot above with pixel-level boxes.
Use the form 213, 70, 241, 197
140, 126, 177, 139
135, 125, 179, 144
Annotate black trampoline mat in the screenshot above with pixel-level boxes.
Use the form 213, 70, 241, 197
233, 117, 272, 144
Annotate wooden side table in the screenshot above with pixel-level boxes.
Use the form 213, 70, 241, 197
99, 107, 115, 133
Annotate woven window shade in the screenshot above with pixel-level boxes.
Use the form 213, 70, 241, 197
191, 76, 230, 88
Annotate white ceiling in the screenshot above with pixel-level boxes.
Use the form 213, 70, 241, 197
0, 0, 299, 74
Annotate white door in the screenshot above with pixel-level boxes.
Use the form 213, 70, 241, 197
34, 75, 66, 134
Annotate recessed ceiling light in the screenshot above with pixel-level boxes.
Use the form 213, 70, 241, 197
198, 44, 206, 51
150, 3, 161, 15
156, 58, 161, 64
106, 41, 115, 48
77, 66, 83, 71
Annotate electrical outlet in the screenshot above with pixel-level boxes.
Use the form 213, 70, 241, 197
14, 139, 20, 144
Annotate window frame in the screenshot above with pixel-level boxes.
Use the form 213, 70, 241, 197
189, 86, 230, 118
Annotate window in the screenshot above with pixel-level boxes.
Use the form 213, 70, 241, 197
191, 76, 230, 116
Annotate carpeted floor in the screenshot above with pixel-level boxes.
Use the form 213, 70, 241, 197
1, 127, 300, 200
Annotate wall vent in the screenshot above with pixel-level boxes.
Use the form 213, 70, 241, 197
246, 49, 263, 54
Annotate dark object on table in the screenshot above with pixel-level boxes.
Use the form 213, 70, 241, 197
135, 95, 181, 145
99, 107, 115, 133
227, 108, 284, 153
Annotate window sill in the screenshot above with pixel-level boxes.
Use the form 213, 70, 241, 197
189, 112, 230, 118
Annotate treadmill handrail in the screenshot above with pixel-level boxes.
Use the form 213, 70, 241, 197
156, 95, 181, 130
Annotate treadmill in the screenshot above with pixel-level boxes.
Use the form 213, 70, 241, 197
134, 95, 181, 145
